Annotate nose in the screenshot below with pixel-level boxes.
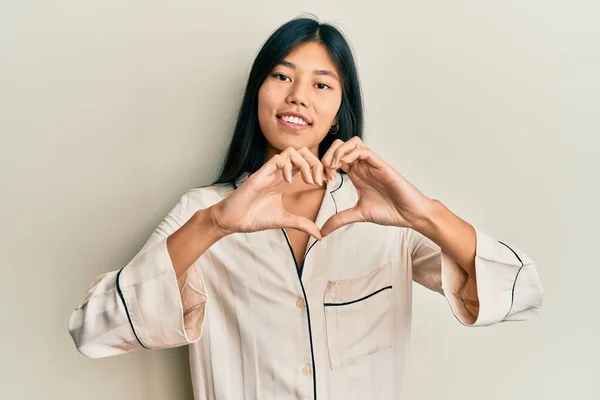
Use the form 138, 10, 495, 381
286, 82, 310, 108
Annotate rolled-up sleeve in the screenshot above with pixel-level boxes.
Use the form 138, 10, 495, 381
68, 193, 208, 358
408, 226, 543, 327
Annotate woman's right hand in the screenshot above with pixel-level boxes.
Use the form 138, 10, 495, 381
209, 147, 327, 240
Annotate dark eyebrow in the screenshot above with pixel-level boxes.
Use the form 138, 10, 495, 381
278, 60, 340, 81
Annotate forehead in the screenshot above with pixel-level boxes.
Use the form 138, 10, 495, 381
281, 42, 339, 75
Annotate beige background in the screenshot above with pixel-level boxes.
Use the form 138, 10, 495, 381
1, 1, 598, 399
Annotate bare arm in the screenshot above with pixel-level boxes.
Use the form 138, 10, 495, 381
167, 206, 230, 279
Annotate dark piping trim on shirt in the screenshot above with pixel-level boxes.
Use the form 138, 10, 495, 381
282, 230, 318, 400
498, 241, 525, 319
116, 267, 149, 349
324, 286, 393, 307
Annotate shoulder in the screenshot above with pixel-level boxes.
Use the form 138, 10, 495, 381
176, 182, 236, 219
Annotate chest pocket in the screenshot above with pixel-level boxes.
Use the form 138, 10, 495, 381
323, 261, 393, 370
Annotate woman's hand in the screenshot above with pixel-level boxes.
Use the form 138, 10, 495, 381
320, 137, 435, 237
210, 147, 326, 240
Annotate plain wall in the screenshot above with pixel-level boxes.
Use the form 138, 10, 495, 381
1, 1, 598, 399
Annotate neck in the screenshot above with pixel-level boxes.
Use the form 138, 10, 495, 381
285, 173, 325, 196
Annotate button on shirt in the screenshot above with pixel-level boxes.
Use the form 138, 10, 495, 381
68, 171, 543, 400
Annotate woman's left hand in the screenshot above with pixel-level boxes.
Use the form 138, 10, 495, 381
320, 137, 435, 238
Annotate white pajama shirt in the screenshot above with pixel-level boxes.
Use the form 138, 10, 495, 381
68, 170, 543, 399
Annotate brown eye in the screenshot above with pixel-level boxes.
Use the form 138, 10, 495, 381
273, 73, 290, 82
316, 83, 331, 90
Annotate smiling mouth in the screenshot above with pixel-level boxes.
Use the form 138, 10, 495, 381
276, 115, 312, 126
276, 115, 312, 130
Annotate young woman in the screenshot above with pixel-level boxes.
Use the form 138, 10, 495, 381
69, 16, 543, 399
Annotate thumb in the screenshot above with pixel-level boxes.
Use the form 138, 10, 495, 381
320, 207, 363, 238
281, 212, 323, 241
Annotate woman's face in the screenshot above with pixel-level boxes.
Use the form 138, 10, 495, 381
258, 41, 343, 159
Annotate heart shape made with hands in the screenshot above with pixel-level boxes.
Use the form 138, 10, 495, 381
288, 137, 434, 239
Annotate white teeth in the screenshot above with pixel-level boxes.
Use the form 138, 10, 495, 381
281, 115, 308, 126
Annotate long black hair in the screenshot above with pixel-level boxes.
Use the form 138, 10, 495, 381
212, 15, 364, 186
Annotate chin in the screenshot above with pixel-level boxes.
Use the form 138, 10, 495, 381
274, 136, 312, 150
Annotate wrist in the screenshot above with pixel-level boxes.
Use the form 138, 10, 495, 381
194, 206, 232, 240
408, 199, 444, 238
410, 199, 477, 274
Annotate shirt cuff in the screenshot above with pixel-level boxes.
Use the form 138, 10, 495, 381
117, 238, 208, 348
440, 227, 543, 326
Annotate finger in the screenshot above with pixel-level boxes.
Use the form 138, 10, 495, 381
282, 162, 293, 183
321, 138, 345, 167
287, 148, 316, 185
321, 139, 345, 178
331, 138, 366, 169
272, 152, 306, 184
297, 147, 326, 186
271, 154, 293, 183
266, 154, 285, 176
282, 212, 323, 240
320, 207, 364, 238
339, 148, 386, 169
